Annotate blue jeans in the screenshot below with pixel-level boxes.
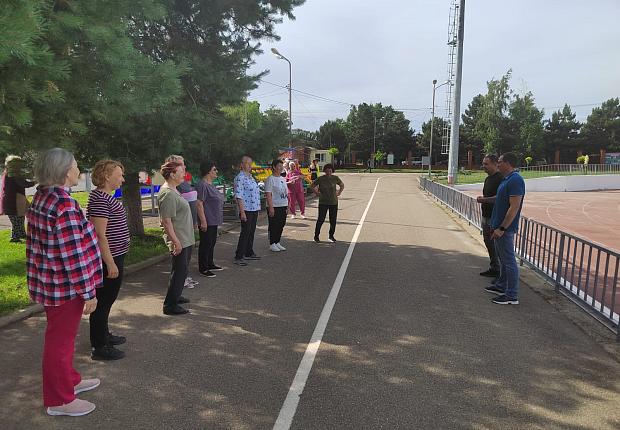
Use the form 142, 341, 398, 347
493, 232, 519, 299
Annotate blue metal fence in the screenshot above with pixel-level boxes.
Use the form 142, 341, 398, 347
419, 176, 620, 340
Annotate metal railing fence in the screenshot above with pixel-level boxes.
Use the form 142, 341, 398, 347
419, 176, 620, 340
518, 164, 620, 177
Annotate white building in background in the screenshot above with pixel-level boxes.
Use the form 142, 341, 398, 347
308, 148, 334, 169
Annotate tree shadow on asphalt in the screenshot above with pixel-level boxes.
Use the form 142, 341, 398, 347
0, 237, 619, 430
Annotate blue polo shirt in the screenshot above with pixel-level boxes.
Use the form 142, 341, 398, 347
490, 171, 525, 233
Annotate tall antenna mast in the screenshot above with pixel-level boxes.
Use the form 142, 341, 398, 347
441, 0, 458, 157
447, 0, 465, 185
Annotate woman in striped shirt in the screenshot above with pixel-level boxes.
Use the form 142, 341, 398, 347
87, 160, 130, 361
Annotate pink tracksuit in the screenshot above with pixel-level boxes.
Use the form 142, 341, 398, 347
286, 169, 305, 216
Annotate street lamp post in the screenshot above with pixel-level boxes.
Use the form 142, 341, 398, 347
429, 79, 450, 177
271, 48, 292, 142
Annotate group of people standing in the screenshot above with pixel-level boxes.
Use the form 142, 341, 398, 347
476, 152, 526, 305
20, 148, 344, 417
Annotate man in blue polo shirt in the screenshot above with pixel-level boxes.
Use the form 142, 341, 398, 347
485, 152, 525, 305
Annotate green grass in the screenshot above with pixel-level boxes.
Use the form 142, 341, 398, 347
0, 227, 169, 316
71, 191, 90, 208
0, 231, 30, 316
434, 169, 619, 185
338, 167, 427, 173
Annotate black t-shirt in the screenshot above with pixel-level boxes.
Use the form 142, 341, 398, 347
481, 171, 503, 217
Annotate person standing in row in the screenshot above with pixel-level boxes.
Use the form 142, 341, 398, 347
309, 159, 319, 181
87, 160, 130, 361
486, 152, 526, 305
312, 163, 344, 243
27, 148, 102, 417
265, 159, 288, 252
476, 154, 503, 278
158, 160, 195, 315
286, 161, 306, 219
166, 155, 199, 289
233, 155, 261, 266
196, 160, 224, 277
1, 155, 35, 242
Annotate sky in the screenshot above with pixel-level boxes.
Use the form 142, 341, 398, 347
246, 0, 620, 133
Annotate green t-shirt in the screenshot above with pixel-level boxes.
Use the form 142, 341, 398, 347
312, 175, 343, 205
157, 186, 196, 250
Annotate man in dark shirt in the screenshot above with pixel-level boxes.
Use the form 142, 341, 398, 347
476, 154, 503, 277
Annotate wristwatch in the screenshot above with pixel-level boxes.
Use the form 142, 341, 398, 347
499, 226, 506, 231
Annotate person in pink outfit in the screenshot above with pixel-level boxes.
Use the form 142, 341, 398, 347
286, 161, 305, 219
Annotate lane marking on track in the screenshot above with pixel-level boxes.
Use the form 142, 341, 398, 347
273, 177, 382, 430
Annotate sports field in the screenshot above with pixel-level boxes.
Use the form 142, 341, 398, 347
464, 189, 620, 253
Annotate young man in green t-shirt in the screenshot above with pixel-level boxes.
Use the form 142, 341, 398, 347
311, 163, 344, 243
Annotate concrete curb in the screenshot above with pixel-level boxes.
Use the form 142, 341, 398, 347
0, 218, 245, 330
0, 303, 44, 329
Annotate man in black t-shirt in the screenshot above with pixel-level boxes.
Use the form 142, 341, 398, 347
476, 155, 503, 277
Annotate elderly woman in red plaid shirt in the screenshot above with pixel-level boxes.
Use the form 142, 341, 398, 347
26, 148, 103, 417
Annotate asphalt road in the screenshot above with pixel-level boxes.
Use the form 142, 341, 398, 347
1, 173, 619, 430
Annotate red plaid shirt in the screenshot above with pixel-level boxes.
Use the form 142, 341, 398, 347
26, 186, 103, 306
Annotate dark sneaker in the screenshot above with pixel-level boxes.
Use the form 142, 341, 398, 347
328, 236, 336, 243
163, 305, 189, 315
200, 270, 216, 278
107, 333, 126, 346
208, 265, 223, 271
492, 294, 519, 305
314, 236, 320, 243
245, 254, 261, 260
177, 296, 190, 304
484, 284, 505, 295
233, 258, 248, 266
480, 269, 499, 277
92, 344, 125, 361
9, 238, 21, 243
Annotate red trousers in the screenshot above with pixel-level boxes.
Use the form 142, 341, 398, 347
43, 297, 84, 407
288, 186, 305, 215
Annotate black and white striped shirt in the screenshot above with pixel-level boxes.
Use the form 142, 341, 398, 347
87, 189, 130, 257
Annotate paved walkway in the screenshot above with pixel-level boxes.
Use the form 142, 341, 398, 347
1, 173, 619, 429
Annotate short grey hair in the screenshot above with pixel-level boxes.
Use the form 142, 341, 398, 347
166, 154, 184, 163
34, 148, 75, 186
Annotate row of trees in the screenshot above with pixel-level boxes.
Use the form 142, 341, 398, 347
1, 0, 304, 233
421, 71, 620, 166
309, 71, 619, 168
310, 103, 414, 162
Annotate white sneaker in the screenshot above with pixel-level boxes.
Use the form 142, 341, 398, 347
300, 214, 306, 219
47, 398, 96, 417
184, 277, 198, 288
74, 378, 100, 395
276, 243, 286, 251
270, 243, 281, 252
290, 214, 295, 219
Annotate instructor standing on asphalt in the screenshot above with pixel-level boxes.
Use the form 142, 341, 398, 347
486, 152, 525, 305
476, 154, 503, 278
233, 155, 261, 266
312, 163, 344, 243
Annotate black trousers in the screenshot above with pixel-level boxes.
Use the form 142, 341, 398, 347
164, 246, 192, 308
90, 254, 126, 348
198, 225, 218, 272
8, 215, 26, 240
268, 206, 287, 244
481, 217, 500, 271
235, 210, 258, 259
315, 204, 338, 237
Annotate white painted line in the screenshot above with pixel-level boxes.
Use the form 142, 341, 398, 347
273, 178, 382, 430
